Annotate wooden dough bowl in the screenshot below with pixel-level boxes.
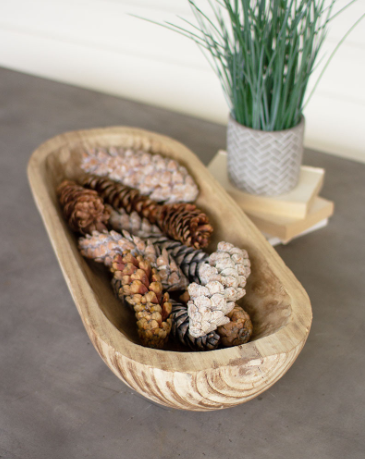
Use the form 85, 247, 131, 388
28, 127, 312, 411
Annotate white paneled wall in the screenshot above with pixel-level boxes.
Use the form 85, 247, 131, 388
1, 0, 365, 162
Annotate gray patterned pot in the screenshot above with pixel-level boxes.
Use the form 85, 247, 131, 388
227, 116, 305, 196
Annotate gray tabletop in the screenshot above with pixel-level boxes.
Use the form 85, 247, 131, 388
1, 67, 364, 459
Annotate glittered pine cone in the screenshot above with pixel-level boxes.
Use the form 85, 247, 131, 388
82, 175, 213, 248
57, 180, 110, 235
110, 251, 172, 349
217, 305, 253, 347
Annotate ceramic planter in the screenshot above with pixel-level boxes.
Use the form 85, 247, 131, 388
227, 116, 305, 196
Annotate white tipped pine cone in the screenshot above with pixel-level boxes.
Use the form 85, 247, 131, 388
78, 230, 188, 291
198, 241, 250, 302
78, 230, 137, 267
108, 207, 162, 238
186, 242, 250, 338
81, 147, 199, 204
187, 283, 234, 338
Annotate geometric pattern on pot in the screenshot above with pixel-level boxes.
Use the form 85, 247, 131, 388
227, 116, 305, 196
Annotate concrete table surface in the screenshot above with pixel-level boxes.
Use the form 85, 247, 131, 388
1, 67, 364, 459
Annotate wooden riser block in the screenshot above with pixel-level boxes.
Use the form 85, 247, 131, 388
247, 197, 334, 243
265, 219, 329, 246
208, 151, 325, 219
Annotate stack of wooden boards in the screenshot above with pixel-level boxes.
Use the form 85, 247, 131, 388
208, 151, 334, 245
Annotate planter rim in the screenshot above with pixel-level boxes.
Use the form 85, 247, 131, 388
228, 114, 305, 134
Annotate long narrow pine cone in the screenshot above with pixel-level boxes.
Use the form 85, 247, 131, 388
81, 175, 213, 249
78, 230, 188, 292
217, 305, 253, 347
110, 251, 172, 349
170, 300, 220, 351
81, 146, 199, 203
57, 180, 110, 235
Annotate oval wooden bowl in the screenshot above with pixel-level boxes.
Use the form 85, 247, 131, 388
27, 127, 312, 411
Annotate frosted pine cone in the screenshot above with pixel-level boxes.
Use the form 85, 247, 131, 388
183, 242, 250, 338
82, 175, 213, 249
81, 146, 199, 203
57, 180, 110, 235
187, 283, 234, 338
170, 301, 220, 351
217, 305, 253, 347
108, 207, 162, 238
198, 241, 250, 303
78, 230, 145, 267
110, 252, 172, 349
78, 230, 188, 291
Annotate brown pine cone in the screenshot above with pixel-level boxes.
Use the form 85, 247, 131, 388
111, 251, 172, 349
217, 305, 253, 347
157, 203, 212, 249
82, 175, 213, 249
57, 180, 110, 235
81, 175, 161, 222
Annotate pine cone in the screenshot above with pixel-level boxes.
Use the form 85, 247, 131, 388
208, 241, 251, 279
149, 237, 210, 283
170, 301, 220, 351
157, 203, 212, 249
78, 230, 188, 292
82, 175, 213, 249
185, 242, 251, 338
81, 146, 199, 203
108, 207, 162, 238
57, 180, 110, 235
107, 210, 210, 282
110, 252, 172, 349
187, 283, 233, 338
217, 305, 253, 347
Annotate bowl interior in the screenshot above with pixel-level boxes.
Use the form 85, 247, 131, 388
44, 135, 292, 351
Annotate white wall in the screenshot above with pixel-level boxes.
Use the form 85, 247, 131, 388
1, 0, 364, 162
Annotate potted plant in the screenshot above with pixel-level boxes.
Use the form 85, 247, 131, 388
151, 0, 363, 196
